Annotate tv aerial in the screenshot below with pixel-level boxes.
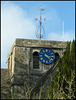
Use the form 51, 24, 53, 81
34, 6, 46, 40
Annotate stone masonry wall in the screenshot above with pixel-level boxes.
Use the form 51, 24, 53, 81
6, 39, 67, 99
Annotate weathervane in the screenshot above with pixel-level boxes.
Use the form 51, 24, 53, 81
35, 6, 46, 40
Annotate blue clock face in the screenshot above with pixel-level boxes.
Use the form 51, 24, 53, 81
39, 48, 55, 64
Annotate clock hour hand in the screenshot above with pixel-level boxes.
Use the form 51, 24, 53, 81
44, 54, 49, 59
45, 54, 54, 59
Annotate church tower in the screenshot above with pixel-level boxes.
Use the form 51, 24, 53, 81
6, 38, 67, 98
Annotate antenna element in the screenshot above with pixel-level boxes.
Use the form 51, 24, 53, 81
63, 21, 64, 41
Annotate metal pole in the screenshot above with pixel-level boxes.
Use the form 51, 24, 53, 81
40, 16, 42, 40
63, 21, 64, 42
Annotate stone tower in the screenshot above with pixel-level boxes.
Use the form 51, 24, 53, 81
6, 39, 67, 98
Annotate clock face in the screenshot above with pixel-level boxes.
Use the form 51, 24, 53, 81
39, 48, 55, 64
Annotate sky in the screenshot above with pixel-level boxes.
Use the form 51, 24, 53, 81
1, 1, 75, 68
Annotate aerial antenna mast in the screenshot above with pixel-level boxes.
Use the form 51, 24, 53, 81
35, 5, 46, 40
62, 21, 64, 41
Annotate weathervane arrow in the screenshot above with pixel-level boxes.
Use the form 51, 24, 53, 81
40, 8, 45, 11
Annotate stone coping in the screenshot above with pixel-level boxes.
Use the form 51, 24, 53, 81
7, 38, 67, 59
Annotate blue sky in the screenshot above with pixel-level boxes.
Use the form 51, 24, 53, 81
1, 1, 75, 68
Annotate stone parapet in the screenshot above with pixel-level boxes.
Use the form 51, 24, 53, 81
15, 39, 67, 48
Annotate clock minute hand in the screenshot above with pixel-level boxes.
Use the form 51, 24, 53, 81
48, 56, 54, 59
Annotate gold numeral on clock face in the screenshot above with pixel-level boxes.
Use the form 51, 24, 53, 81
40, 55, 42, 57
43, 60, 45, 62
46, 61, 48, 63
40, 58, 43, 60
46, 49, 48, 52
43, 50, 45, 52
41, 52, 43, 54
49, 58, 53, 61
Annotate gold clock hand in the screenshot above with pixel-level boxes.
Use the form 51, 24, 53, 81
45, 54, 47, 57
45, 54, 54, 59
48, 56, 54, 59
45, 54, 49, 59
51, 56, 54, 57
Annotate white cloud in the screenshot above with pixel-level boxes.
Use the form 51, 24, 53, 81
1, 2, 37, 68
47, 30, 75, 41
1, 2, 75, 68
43, 8, 61, 25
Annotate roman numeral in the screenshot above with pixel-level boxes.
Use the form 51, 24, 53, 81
40, 55, 42, 57
46, 61, 48, 63
49, 58, 53, 61
40, 58, 43, 60
41, 52, 43, 54
43, 60, 45, 62
49, 50, 50, 52
46, 49, 48, 52
43, 50, 45, 52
